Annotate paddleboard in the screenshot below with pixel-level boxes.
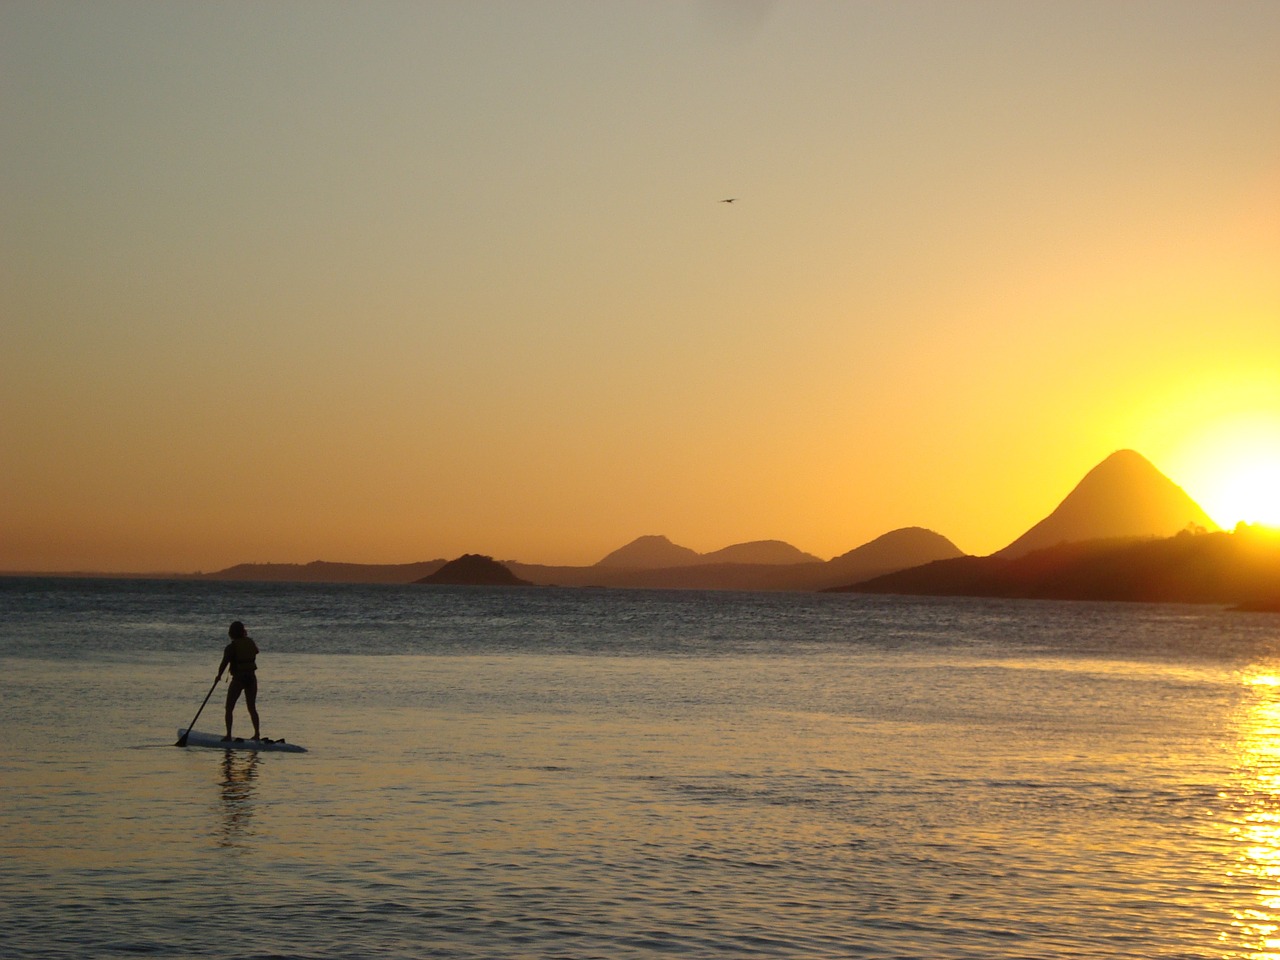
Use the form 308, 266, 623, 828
177, 729, 307, 753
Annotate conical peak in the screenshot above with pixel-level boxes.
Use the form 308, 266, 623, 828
996, 450, 1217, 558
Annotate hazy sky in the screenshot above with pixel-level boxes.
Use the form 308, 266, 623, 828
3, 1, 1279, 572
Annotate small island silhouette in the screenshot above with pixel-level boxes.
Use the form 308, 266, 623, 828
415, 554, 532, 586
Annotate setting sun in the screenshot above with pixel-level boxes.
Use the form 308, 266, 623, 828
1179, 422, 1280, 529
1209, 458, 1280, 528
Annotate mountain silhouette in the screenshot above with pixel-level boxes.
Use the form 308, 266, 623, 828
700, 540, 822, 565
826, 527, 964, 581
827, 451, 1271, 605
996, 449, 1218, 558
843, 525, 1280, 606
511, 527, 963, 591
200, 559, 447, 583
415, 554, 531, 586
594, 535, 821, 569
196, 529, 955, 590
194, 450, 1225, 599
595, 535, 703, 569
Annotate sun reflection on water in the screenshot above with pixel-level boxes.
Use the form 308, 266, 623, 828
1227, 674, 1280, 959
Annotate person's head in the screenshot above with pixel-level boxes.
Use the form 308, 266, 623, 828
229, 621, 247, 640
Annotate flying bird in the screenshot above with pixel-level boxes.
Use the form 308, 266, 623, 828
720, 198, 736, 203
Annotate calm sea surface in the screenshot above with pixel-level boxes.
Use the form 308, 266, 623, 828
4, 578, 1280, 959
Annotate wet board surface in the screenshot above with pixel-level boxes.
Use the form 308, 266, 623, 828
177, 729, 307, 753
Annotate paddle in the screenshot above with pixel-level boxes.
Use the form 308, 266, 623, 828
175, 673, 222, 747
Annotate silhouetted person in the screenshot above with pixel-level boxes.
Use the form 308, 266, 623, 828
218, 620, 261, 741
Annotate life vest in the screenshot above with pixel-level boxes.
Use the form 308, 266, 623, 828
225, 636, 258, 677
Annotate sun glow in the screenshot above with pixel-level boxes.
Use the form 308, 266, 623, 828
1212, 463, 1280, 528
1169, 415, 1280, 530
1198, 452, 1280, 530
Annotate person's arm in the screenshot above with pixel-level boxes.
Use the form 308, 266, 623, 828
217, 645, 232, 679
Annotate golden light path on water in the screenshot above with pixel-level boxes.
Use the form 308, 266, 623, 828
1227, 673, 1280, 959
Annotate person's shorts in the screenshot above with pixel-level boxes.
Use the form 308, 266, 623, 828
227, 672, 258, 702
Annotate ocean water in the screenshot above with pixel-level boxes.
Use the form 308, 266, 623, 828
3, 578, 1280, 959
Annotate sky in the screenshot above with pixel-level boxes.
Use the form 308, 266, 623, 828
3, 1, 1279, 573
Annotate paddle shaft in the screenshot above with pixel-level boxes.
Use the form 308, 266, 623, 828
175, 673, 222, 747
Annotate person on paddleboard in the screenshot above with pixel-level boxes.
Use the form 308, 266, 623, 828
218, 620, 261, 742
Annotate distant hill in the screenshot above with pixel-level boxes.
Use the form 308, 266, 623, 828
997, 449, 1218, 558
511, 527, 964, 591
594, 535, 819, 569
838, 526, 1280, 606
701, 540, 822, 565
826, 527, 965, 582
189, 528, 956, 590
415, 554, 531, 586
202, 559, 446, 583
596, 535, 703, 568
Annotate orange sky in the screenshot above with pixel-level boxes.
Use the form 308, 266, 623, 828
3, 2, 1278, 572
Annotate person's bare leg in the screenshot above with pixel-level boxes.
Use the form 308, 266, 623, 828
223, 679, 242, 740
245, 682, 260, 740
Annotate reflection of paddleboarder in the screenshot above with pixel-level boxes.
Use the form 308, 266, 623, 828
218, 621, 261, 742
218, 751, 260, 848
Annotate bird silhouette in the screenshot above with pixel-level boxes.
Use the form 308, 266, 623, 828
720, 198, 736, 203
